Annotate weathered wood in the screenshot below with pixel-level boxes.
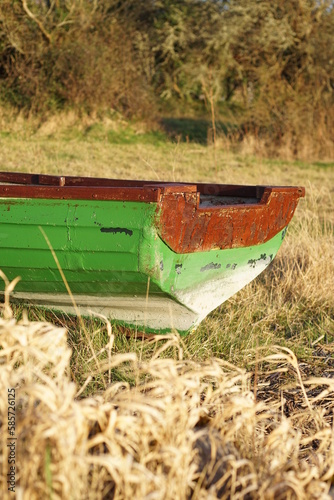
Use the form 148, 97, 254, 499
0, 171, 305, 333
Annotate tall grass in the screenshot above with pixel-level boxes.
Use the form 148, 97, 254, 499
1, 107, 334, 161
1, 308, 334, 499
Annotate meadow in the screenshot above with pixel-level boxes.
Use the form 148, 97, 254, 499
0, 117, 334, 499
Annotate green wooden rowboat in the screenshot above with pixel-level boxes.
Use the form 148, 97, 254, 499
0, 172, 304, 334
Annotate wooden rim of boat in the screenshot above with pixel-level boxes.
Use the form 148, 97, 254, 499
0, 171, 305, 253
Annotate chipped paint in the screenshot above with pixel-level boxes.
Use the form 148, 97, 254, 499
174, 255, 274, 325
100, 227, 133, 236
175, 264, 182, 274
158, 185, 305, 253
200, 263, 221, 272
0, 171, 305, 334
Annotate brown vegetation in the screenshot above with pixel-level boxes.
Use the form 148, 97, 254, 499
0, 0, 333, 158
1, 307, 334, 499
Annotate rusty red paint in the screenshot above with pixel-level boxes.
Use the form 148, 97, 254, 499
0, 172, 160, 188
158, 186, 305, 253
0, 172, 305, 253
0, 184, 161, 202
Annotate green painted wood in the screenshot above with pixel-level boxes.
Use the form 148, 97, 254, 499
0, 198, 156, 295
0, 196, 288, 333
140, 227, 285, 296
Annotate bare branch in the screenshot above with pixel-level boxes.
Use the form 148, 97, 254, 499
56, 1, 76, 30
46, 0, 56, 19
21, 0, 52, 43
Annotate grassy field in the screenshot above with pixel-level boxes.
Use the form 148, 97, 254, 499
0, 119, 334, 499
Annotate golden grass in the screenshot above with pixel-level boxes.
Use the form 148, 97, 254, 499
1, 309, 334, 499
0, 120, 333, 498
0, 110, 332, 186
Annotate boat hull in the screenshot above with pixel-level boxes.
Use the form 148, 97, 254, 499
8, 228, 285, 334
0, 196, 287, 334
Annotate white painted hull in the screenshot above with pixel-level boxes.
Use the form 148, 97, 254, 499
9, 255, 272, 333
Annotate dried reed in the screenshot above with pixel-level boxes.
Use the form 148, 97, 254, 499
1, 306, 333, 499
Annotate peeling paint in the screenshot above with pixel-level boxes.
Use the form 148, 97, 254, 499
281, 227, 288, 240
175, 264, 182, 274
158, 186, 303, 253
200, 263, 221, 272
175, 257, 275, 324
248, 253, 269, 268
100, 227, 133, 236
0, 170, 304, 335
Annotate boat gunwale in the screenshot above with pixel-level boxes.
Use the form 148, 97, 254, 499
0, 170, 306, 256
0, 170, 305, 253
0, 171, 305, 206
0, 184, 162, 202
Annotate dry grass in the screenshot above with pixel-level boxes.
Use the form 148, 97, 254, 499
0, 120, 333, 498
1, 307, 334, 499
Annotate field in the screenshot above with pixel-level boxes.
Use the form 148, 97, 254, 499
0, 119, 334, 499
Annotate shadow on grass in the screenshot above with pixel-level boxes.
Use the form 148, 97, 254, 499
82, 117, 238, 146
161, 117, 233, 144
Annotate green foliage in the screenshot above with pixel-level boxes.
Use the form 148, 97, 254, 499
0, 0, 333, 156
0, 0, 155, 115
